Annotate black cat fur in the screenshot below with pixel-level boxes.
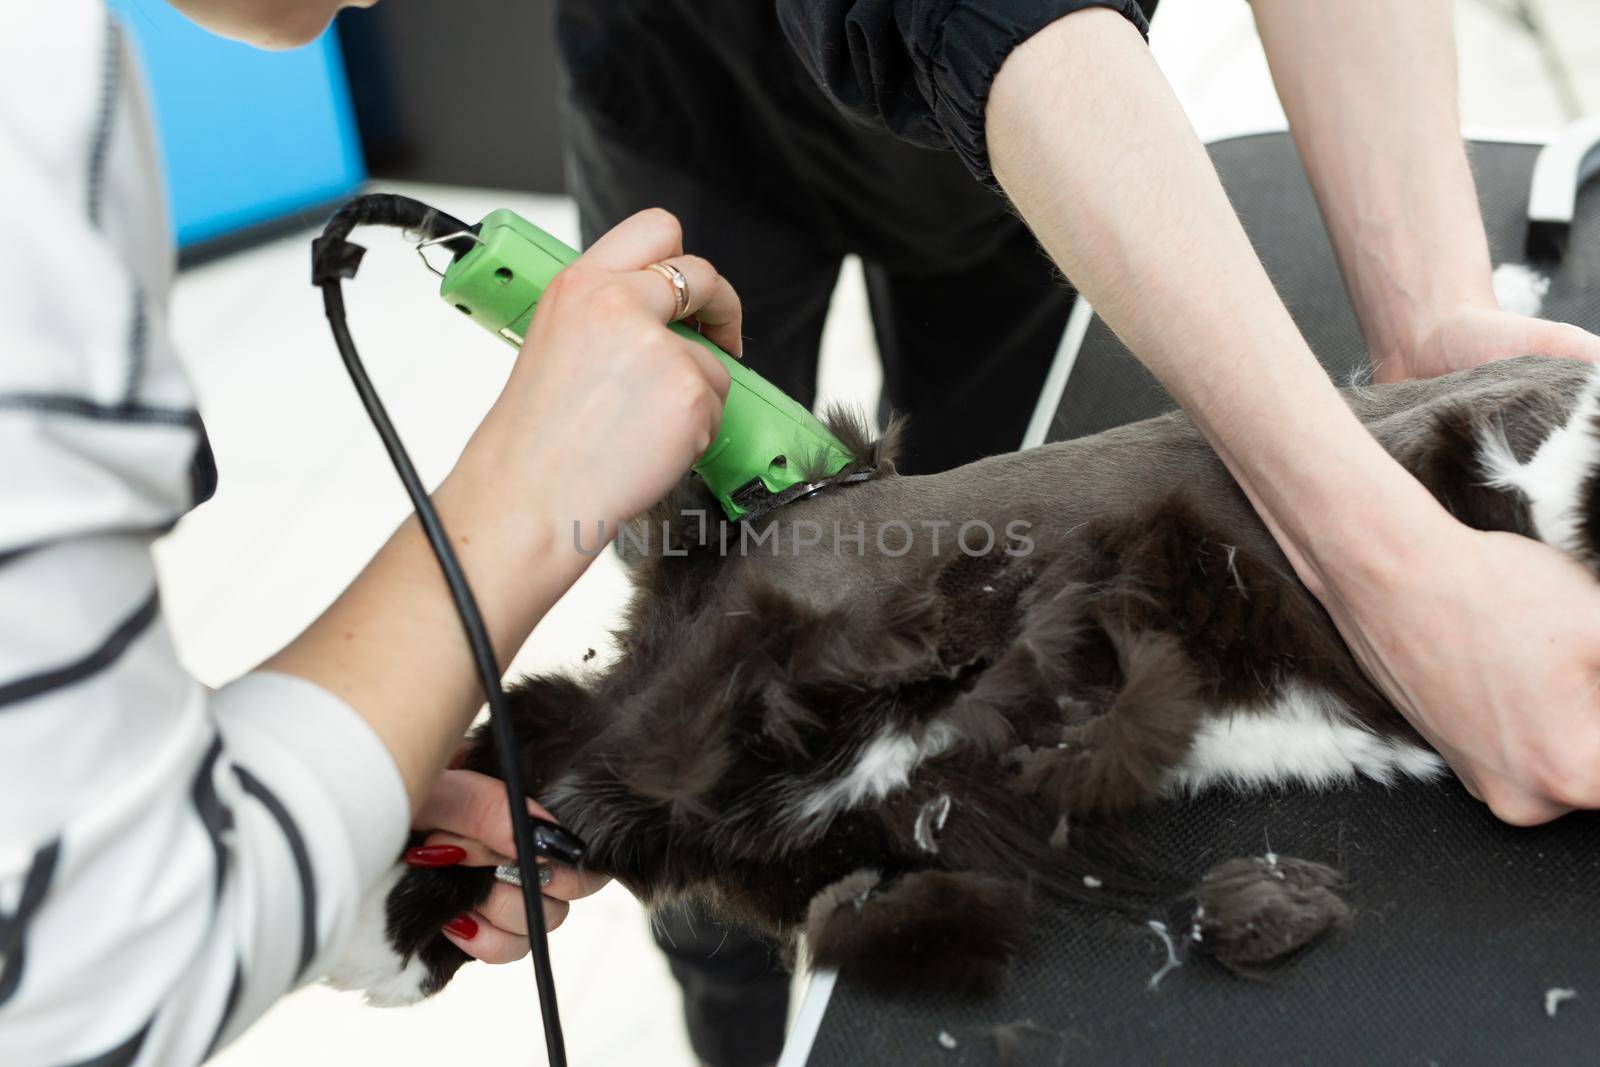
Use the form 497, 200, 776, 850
369, 356, 1600, 1000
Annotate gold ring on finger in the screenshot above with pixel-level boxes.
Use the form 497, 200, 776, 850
647, 260, 691, 322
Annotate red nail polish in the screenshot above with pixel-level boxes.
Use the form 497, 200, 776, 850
443, 915, 479, 940
405, 844, 467, 868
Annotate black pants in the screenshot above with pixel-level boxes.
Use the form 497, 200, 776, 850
558, 9, 1073, 1060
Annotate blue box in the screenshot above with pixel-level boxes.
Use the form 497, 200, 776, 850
109, 2, 365, 251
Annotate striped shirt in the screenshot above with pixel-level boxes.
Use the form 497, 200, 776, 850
1, 4, 409, 1064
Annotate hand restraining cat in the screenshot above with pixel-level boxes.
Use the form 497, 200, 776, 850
325, 354, 1600, 1006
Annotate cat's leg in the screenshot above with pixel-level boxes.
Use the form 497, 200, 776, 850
458, 673, 605, 789
803, 869, 1031, 992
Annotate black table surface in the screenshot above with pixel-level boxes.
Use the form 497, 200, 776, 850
808, 132, 1600, 1066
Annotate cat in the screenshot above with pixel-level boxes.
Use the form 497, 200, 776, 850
325, 354, 1600, 1006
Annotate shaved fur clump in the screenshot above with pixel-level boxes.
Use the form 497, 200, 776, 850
1195, 856, 1351, 972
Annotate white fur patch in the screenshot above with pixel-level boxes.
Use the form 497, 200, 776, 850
1168, 683, 1444, 794
1478, 367, 1600, 554
1492, 263, 1551, 318
798, 723, 956, 822
322, 864, 432, 1008
912, 793, 953, 853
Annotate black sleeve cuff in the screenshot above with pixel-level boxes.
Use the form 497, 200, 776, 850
779, 0, 1150, 187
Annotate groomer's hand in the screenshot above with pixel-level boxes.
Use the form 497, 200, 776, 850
468, 208, 737, 538
1376, 304, 1600, 383
272, 209, 737, 809
1316, 509, 1600, 826
404, 768, 610, 963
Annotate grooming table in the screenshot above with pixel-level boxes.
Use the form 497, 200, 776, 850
782, 124, 1600, 1066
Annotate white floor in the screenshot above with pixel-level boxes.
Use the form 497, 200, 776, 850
156, 3, 1595, 1064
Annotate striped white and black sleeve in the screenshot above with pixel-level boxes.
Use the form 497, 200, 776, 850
0, 4, 409, 1065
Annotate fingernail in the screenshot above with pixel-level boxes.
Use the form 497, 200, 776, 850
530, 820, 586, 865
538, 864, 554, 889
405, 844, 468, 868
443, 915, 479, 940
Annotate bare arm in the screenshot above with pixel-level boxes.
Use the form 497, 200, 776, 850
987, 9, 1422, 611
1252, 0, 1600, 380
987, 9, 1600, 823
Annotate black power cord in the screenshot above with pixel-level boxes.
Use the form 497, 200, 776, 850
312, 193, 584, 1067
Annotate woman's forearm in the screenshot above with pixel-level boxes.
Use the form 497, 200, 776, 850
1252, 0, 1498, 372
263, 437, 592, 811
986, 9, 1447, 591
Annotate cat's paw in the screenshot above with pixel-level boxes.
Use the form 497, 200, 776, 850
323, 865, 434, 1007
323, 862, 492, 1007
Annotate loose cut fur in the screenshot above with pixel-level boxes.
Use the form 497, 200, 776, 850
330, 356, 1600, 1004
1196, 856, 1351, 972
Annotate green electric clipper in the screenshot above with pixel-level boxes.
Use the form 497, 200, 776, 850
432, 209, 855, 520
